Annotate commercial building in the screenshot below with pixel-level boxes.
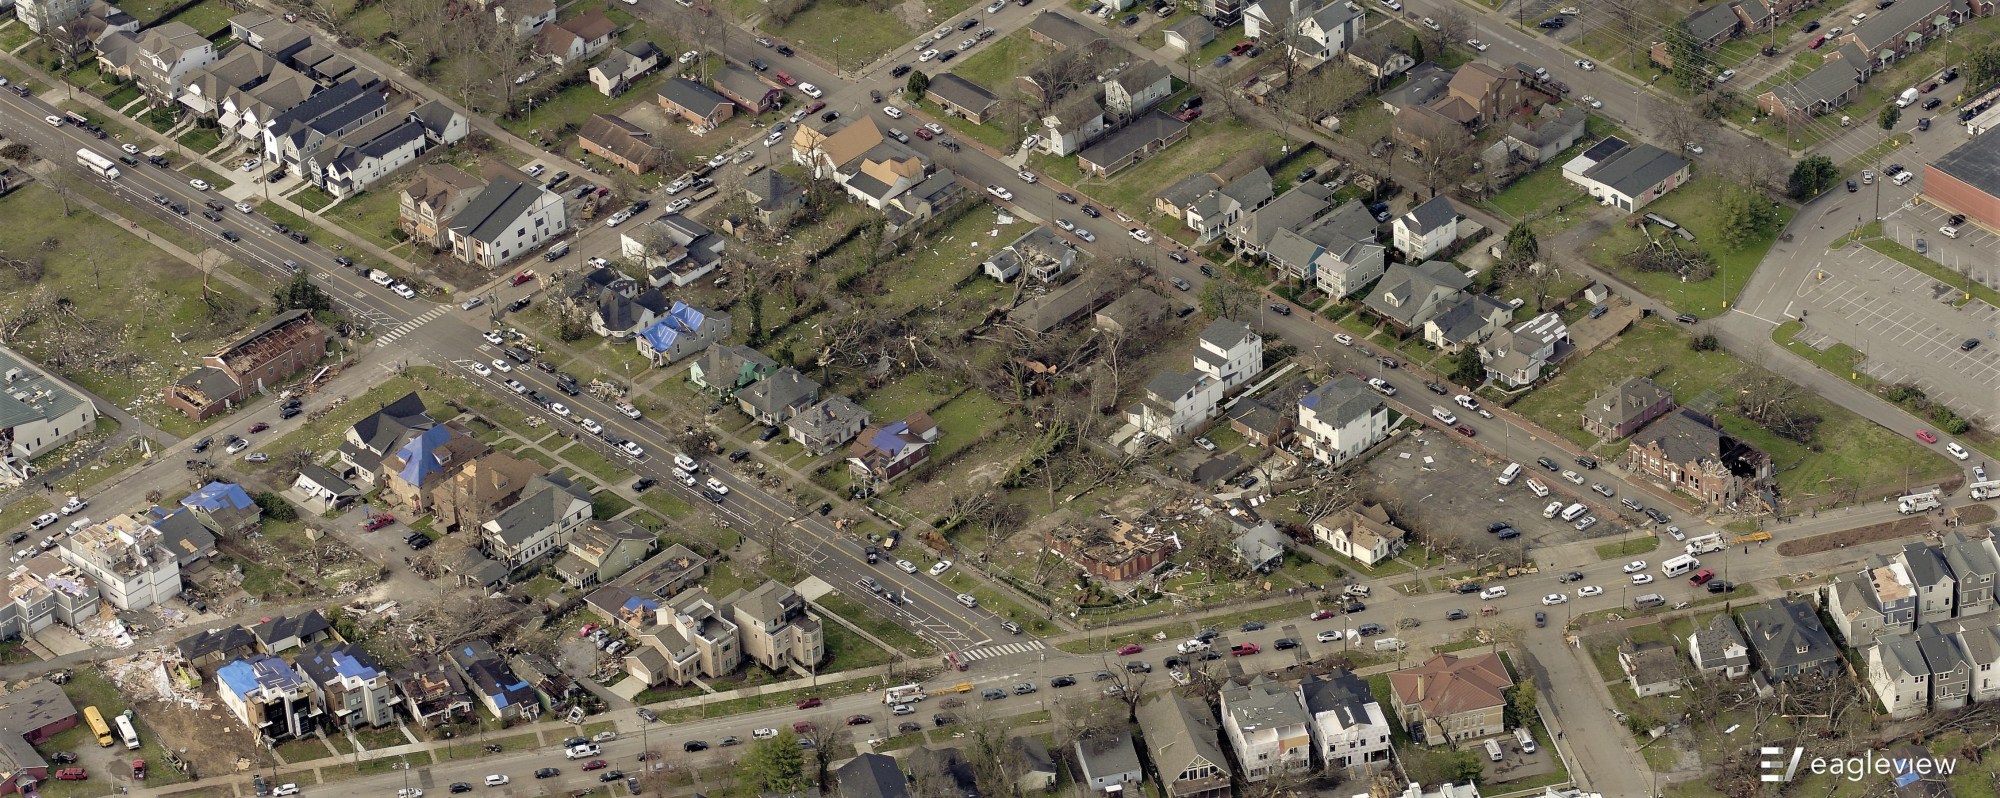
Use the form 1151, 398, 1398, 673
0, 345, 99, 485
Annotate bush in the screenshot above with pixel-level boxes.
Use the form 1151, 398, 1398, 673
1690, 333, 1719, 351
1930, 407, 1970, 435
255, 492, 298, 522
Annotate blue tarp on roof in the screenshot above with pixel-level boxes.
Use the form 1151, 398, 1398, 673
181, 481, 256, 513
621, 596, 660, 614
217, 654, 301, 698
638, 302, 705, 353
868, 421, 913, 455
395, 424, 455, 486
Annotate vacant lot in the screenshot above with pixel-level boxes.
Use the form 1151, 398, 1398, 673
952, 29, 1045, 92
760, 0, 918, 68
0, 184, 259, 436
1512, 319, 1956, 507
1086, 119, 1285, 219
1584, 177, 1795, 318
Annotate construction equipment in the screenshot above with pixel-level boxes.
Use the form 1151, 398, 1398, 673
1729, 532, 1772, 546
935, 682, 974, 694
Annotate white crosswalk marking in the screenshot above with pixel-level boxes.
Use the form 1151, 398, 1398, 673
958, 640, 1047, 662
375, 307, 450, 346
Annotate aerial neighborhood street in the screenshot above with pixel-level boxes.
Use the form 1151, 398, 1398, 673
0, 0, 1995, 796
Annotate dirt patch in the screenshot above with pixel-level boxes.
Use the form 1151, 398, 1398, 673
141, 696, 274, 775
1776, 516, 1933, 556
1957, 504, 1996, 526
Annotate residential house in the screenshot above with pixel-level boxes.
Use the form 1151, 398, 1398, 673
1826, 564, 1905, 643
1194, 318, 1263, 390
1941, 531, 1999, 617
743, 169, 806, 228
1009, 273, 1124, 333
984, 226, 1080, 283
1390, 62, 1525, 152
251, 610, 332, 653
305, 113, 433, 199
1314, 502, 1408, 567
262, 79, 390, 173
1282, 205, 1386, 300
1919, 626, 1974, 711
1228, 397, 1291, 446
446, 178, 568, 270
295, 642, 399, 728
1479, 313, 1568, 388
449, 640, 540, 720
1049, 516, 1178, 581
737, 367, 820, 425
837, 753, 909, 798
1289, 0, 1365, 62
177, 46, 279, 119
1562, 137, 1692, 213
882, 169, 967, 238
146, 507, 218, 568
165, 309, 329, 420
1298, 376, 1390, 465
1202, 0, 1246, 24
1619, 641, 1686, 697
0, 680, 78, 797
378, 420, 490, 512
787, 396, 871, 454
1242, 0, 1309, 38
1136, 692, 1231, 798
338, 392, 437, 487
657, 78, 734, 133
395, 656, 473, 728
430, 450, 546, 533
1079, 112, 1191, 177
1164, 14, 1217, 53
1095, 288, 1176, 336
479, 475, 593, 571
1227, 181, 1335, 261
535, 11, 616, 66
1842, 0, 1971, 70
729, 580, 823, 672
1870, 632, 1932, 718
1903, 542, 1960, 625
1483, 103, 1588, 171
1392, 195, 1459, 260
493, 0, 557, 37
1234, 522, 1292, 572
1379, 63, 1454, 115
1387, 652, 1513, 744
848, 413, 939, 487
1625, 409, 1773, 508
553, 520, 656, 588
214, 61, 318, 144
177, 625, 258, 668
216, 654, 321, 743
1073, 729, 1143, 793
1363, 260, 1472, 335
908, 747, 979, 798
131, 22, 216, 101
1422, 295, 1514, 354
399, 164, 486, 248
1739, 597, 1842, 681
1041, 94, 1109, 157
589, 285, 674, 341
1222, 676, 1312, 781
927, 73, 1001, 123
1581, 376, 1674, 440
1157, 167, 1272, 244
617, 586, 742, 687
578, 114, 662, 175
1300, 669, 1392, 773
1105, 61, 1172, 117
1687, 614, 1751, 679
591, 41, 663, 96
1028, 11, 1108, 52
1127, 369, 1224, 440
791, 119, 935, 209
0, 555, 102, 644
689, 345, 778, 397
711, 66, 784, 114
16, 0, 92, 32
177, 481, 261, 537
1958, 621, 2000, 702
1346, 37, 1415, 79
54, 516, 180, 611
0, 345, 100, 481
622, 213, 726, 288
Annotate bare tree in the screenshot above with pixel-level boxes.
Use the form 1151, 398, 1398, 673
799, 717, 850, 789
1648, 98, 1706, 152
1432, 8, 1473, 57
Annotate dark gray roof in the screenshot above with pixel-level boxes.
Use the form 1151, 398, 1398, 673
712, 66, 776, 104
1941, 531, 1999, 583
1634, 408, 1727, 466
1689, 613, 1747, 670
1231, 181, 1334, 249
1856, 0, 1952, 50
1299, 376, 1381, 427
1684, 3, 1742, 42
929, 73, 1000, 114
1578, 135, 1628, 163
489, 475, 591, 546
297, 463, 360, 496
1135, 691, 1229, 785
738, 367, 820, 416
1402, 195, 1457, 234
1030, 11, 1106, 50
1429, 294, 1510, 342
177, 625, 256, 660
1146, 369, 1205, 402
0, 346, 89, 427
836, 753, 908, 798
1916, 626, 1969, 676
1381, 62, 1452, 110
1768, 60, 1865, 110
1074, 729, 1142, 781
1305, 0, 1362, 31
1198, 317, 1257, 355
1931, 133, 2000, 199
252, 609, 330, 646
1298, 668, 1375, 724
1900, 542, 1952, 588
658, 77, 732, 114
173, 365, 241, 402
1111, 60, 1171, 96
1589, 376, 1670, 428
1364, 259, 1471, 327
1739, 597, 1839, 676
1078, 111, 1189, 167
1010, 736, 1056, 774
350, 392, 433, 456
450, 178, 545, 244
1581, 142, 1689, 197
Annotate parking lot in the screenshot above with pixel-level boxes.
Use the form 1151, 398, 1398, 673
1360, 431, 1630, 559
1893, 201, 2000, 293
1786, 221, 2000, 424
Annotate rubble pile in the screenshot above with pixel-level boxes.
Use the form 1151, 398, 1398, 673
104, 649, 213, 711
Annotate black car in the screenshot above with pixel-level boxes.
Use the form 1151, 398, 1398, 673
1196, 627, 1221, 642
1924, 97, 1943, 110
171, 203, 188, 215
728, 449, 751, 462
1706, 580, 1737, 593
1559, 570, 1585, 583
221, 230, 241, 242
1273, 637, 1299, 650
1080, 205, 1101, 218
535, 768, 560, 779
638, 707, 659, 722
1051, 675, 1076, 687
869, 89, 883, 103
821, 110, 840, 123
1445, 609, 1468, 620
1537, 16, 1566, 27
633, 478, 657, 492
449, 784, 473, 794
1676, 313, 1699, 324
8, 531, 27, 545
684, 740, 709, 752
1125, 661, 1151, 673
818, 502, 834, 515
288, 231, 309, 244
958, 17, 979, 28
1237, 475, 1258, 489
937, 50, 957, 61
1453, 582, 1481, 594
702, 488, 726, 504
1536, 456, 1559, 471
507, 297, 532, 312
279, 406, 301, 419
1535, 611, 1547, 628
192, 437, 214, 452
1424, 381, 1448, 395
775, 44, 795, 56
1344, 600, 1366, 613
546, 170, 571, 188
1297, 167, 1317, 181
1802, 19, 1820, 31
1377, 356, 1399, 369
201, 210, 222, 222
1574, 454, 1598, 469
1240, 621, 1265, 632
601, 771, 626, 782
1847, 179, 1860, 192
1168, 251, 1189, 263
1964, 338, 1982, 352
749, 58, 769, 71
759, 425, 784, 441
1644, 508, 1671, 524
1357, 623, 1386, 636
1944, 68, 1959, 82
630, 200, 651, 214
1122, 13, 1139, 24
934, 713, 955, 727
1949, 213, 1967, 226
891, 63, 912, 77
1056, 192, 1076, 204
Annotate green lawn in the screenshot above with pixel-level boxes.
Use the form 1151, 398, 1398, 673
814, 593, 939, 658
44, 671, 195, 791
1511, 319, 1956, 506
820, 615, 896, 671
639, 489, 695, 519
950, 29, 1045, 93
1087, 119, 1285, 220
162, 0, 241, 35
182, 164, 233, 192
858, 376, 959, 423
177, 125, 223, 154
1485, 152, 1591, 223
324, 186, 409, 249
760, 0, 917, 70
1584, 177, 1794, 318
291, 185, 337, 213
0, 21, 36, 51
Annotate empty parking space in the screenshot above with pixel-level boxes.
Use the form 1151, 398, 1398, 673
1361, 432, 1630, 556
1893, 203, 2000, 290
1790, 245, 1999, 421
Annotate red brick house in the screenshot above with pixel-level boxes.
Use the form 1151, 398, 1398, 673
1048, 517, 1176, 581
1625, 409, 1774, 508
846, 412, 937, 488
1581, 376, 1675, 440
167, 310, 329, 420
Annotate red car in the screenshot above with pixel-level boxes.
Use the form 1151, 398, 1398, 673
1116, 644, 1143, 656
578, 623, 599, 638
797, 697, 823, 709
1230, 643, 1260, 656
1229, 40, 1254, 55
55, 768, 87, 781
1689, 569, 1715, 585
362, 515, 395, 531
914, 127, 935, 140
510, 270, 536, 286
1808, 35, 1826, 48
804, 100, 826, 114
247, 422, 270, 433
1310, 609, 1337, 621
1454, 425, 1476, 437
1175, 108, 1202, 122
581, 759, 608, 772
774, 71, 798, 86
793, 721, 815, 733
1916, 429, 1938, 443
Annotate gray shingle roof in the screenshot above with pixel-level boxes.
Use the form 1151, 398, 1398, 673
1300, 376, 1381, 427
1135, 692, 1230, 786
836, 753, 908, 798
928, 73, 999, 114
1402, 194, 1457, 234
658, 77, 731, 115
450, 178, 545, 244
1684, 3, 1742, 42
1581, 142, 1689, 197
1739, 597, 1839, 676
1688, 613, 1747, 671
489, 475, 590, 546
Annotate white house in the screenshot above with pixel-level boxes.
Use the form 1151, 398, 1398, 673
1686, 614, 1750, 679
0, 345, 98, 484
1392, 195, 1459, 260
1104, 61, 1172, 117
1957, 622, 2000, 702
446, 178, 569, 270
1193, 318, 1263, 390
1299, 670, 1391, 773
1422, 295, 1514, 354
1479, 313, 1567, 388
1242, 0, 1311, 38
480, 476, 593, 572
1290, 1, 1364, 62
1562, 137, 1691, 213
1127, 370, 1224, 440
1073, 729, 1143, 793
1313, 503, 1407, 568
1041, 97, 1108, 157
1868, 633, 1931, 719
295, 642, 401, 728
535, 10, 616, 66
590, 41, 663, 96
56, 515, 181, 611
1298, 376, 1390, 466
132, 22, 217, 101
308, 117, 429, 199
1222, 677, 1312, 782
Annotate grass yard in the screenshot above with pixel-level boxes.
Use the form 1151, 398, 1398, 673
1511, 319, 1955, 506
820, 615, 897, 671
1485, 153, 1592, 224
0, 184, 257, 433
923, 98, 1017, 151
177, 125, 223, 154
950, 30, 1045, 92
1086, 119, 1285, 219
323, 185, 409, 249
759, 0, 917, 69
258, 374, 423, 461
1584, 177, 1794, 318
1594, 534, 1660, 560
162, 0, 240, 35
924, 390, 1011, 463
557, 440, 635, 483
639, 488, 695, 519
181, 164, 233, 193
815, 593, 939, 657
0, 21, 37, 51
290, 185, 337, 213
0, 495, 52, 538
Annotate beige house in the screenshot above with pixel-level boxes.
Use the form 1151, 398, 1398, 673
732, 581, 823, 672
1387, 653, 1512, 745
1313, 502, 1408, 567
399, 164, 486, 248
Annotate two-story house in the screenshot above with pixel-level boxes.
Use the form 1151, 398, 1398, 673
1870, 632, 1932, 719
1298, 376, 1390, 466
1941, 531, 1999, 617
1917, 627, 1973, 711
552, 520, 656, 589
1263, 202, 1382, 299
1392, 195, 1459, 260
1959, 621, 2000, 702
591, 41, 663, 96
1479, 312, 1568, 388
737, 367, 820, 425
1581, 376, 1675, 440
1136, 693, 1231, 798
1903, 542, 1960, 625
448, 640, 540, 721
689, 344, 778, 397
848, 413, 940, 487
132, 22, 216, 102
1625, 408, 1774, 509
1127, 370, 1224, 440
1387, 652, 1512, 744
1300, 669, 1391, 773
535, 11, 616, 66
1222, 676, 1312, 781
479, 475, 593, 572
294, 642, 400, 729
399, 164, 486, 248
622, 213, 726, 288
1739, 597, 1841, 682
1688, 613, 1751, 679
1193, 318, 1263, 390
1422, 295, 1515, 354
1041, 94, 1109, 157
787, 395, 871, 454
446, 178, 568, 270
216, 654, 321, 743
1363, 260, 1472, 335
1104, 61, 1172, 117
1290, 1, 1364, 62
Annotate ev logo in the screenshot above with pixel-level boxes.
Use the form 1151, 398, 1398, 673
1760, 747, 1804, 783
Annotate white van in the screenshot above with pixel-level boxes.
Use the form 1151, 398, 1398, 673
1525, 477, 1550, 498
1479, 586, 1508, 600
1497, 463, 1522, 485
1515, 727, 1537, 754
1373, 637, 1406, 651
1661, 554, 1700, 578
1485, 738, 1505, 761
674, 453, 699, 472
1559, 503, 1588, 522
